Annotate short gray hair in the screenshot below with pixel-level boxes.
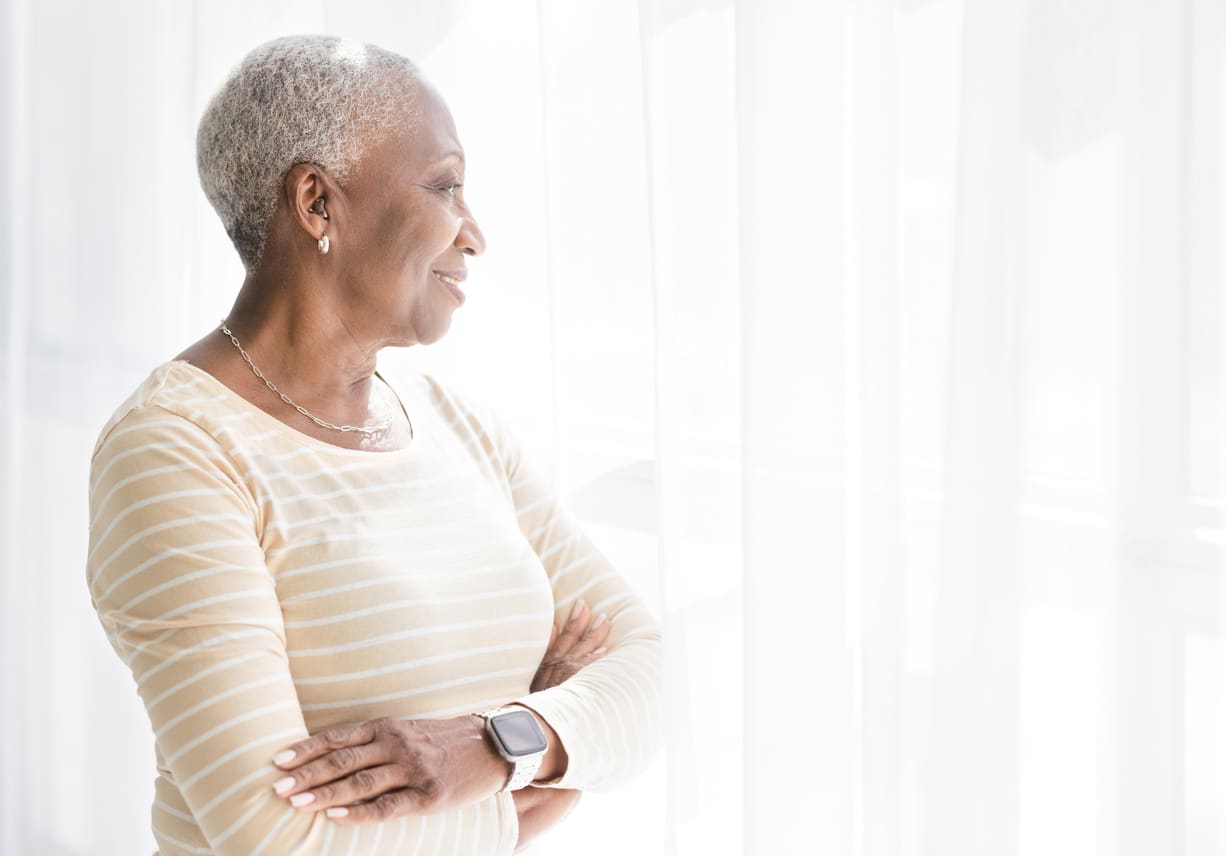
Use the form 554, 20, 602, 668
197, 35, 419, 270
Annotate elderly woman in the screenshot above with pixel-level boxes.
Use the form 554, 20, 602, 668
85, 35, 661, 855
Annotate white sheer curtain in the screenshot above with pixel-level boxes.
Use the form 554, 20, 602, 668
3, 0, 1223, 853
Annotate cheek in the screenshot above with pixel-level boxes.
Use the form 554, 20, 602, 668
370, 205, 416, 264
360, 198, 460, 282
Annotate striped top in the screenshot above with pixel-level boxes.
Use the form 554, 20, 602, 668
86, 360, 662, 855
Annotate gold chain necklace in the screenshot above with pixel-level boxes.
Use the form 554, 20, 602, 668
219, 320, 411, 439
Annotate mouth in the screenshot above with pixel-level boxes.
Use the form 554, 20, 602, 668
432, 270, 466, 305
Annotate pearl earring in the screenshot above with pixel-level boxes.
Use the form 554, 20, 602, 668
318, 231, 330, 254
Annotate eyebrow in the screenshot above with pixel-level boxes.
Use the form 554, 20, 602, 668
432, 149, 465, 165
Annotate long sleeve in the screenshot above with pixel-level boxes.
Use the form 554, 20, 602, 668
86, 405, 513, 855
433, 379, 664, 793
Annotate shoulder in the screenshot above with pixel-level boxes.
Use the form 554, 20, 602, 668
90, 361, 233, 467
88, 363, 258, 525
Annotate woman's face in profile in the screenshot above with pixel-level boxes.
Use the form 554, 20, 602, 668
339, 78, 486, 346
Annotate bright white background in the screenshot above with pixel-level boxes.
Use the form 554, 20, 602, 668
2, 0, 1225, 854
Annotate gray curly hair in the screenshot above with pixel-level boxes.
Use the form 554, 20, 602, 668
197, 35, 419, 271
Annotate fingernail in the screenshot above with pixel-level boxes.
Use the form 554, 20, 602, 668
326, 807, 349, 818
594, 647, 607, 655
592, 613, 608, 628
569, 600, 584, 621
273, 777, 295, 796
290, 792, 315, 808
273, 750, 296, 765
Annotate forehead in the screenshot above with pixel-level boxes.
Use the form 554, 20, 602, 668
400, 80, 463, 168
347, 77, 463, 192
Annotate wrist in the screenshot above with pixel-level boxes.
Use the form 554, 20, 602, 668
506, 704, 567, 784
468, 713, 515, 792
472, 707, 551, 791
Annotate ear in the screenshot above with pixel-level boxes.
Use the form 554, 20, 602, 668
283, 162, 338, 249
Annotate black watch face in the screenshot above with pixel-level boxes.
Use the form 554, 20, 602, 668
490, 710, 548, 757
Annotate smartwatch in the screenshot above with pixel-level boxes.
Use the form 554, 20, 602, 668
472, 706, 549, 792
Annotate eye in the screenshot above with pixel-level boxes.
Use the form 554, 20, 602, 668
439, 181, 463, 198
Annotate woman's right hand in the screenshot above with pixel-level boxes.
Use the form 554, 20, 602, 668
515, 599, 611, 849
513, 786, 583, 852
530, 599, 611, 693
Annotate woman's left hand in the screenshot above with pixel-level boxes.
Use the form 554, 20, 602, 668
271, 715, 508, 822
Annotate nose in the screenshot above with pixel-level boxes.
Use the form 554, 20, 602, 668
456, 207, 486, 257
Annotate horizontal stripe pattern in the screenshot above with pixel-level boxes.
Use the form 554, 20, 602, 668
87, 360, 660, 855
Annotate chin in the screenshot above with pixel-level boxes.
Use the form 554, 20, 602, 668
418, 322, 452, 346
396, 313, 452, 347
381, 305, 449, 347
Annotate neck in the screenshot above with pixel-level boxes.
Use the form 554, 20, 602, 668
223, 266, 381, 411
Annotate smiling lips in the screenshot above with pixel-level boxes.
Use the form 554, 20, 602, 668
432, 269, 466, 305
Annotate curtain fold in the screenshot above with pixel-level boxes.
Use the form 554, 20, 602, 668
734, 0, 857, 850
847, 3, 905, 852
926, 0, 1027, 849
1114, 0, 1192, 849
2, 0, 1223, 853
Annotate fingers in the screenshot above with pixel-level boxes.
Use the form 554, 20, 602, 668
546, 600, 613, 652
278, 763, 407, 813
272, 740, 391, 803
561, 605, 610, 652
326, 787, 429, 823
274, 719, 378, 771
570, 611, 611, 658
552, 600, 592, 653
550, 601, 611, 659
530, 601, 616, 692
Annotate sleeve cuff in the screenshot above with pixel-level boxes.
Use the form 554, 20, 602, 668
507, 689, 586, 790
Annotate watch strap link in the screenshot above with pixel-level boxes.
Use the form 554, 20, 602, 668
504, 750, 543, 792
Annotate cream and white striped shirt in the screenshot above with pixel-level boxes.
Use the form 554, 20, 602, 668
86, 360, 662, 855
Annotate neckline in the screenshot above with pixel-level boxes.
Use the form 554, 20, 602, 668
166, 359, 420, 458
